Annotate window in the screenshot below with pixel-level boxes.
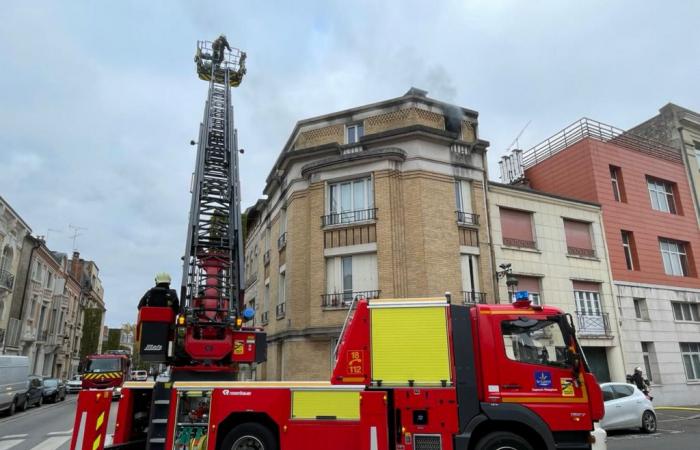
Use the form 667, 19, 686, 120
633, 298, 649, 320
500, 208, 535, 249
647, 177, 677, 214
564, 220, 594, 257
660, 238, 690, 276
680, 343, 700, 381
672, 302, 700, 322
460, 254, 482, 303
325, 253, 378, 306
513, 276, 541, 305
612, 384, 634, 398
641, 342, 656, 383
501, 319, 569, 367
278, 272, 286, 306
346, 123, 364, 144
263, 282, 270, 312
610, 166, 625, 202
601, 385, 615, 402
573, 282, 606, 335
621, 231, 638, 270
326, 177, 374, 224
279, 208, 287, 236
455, 180, 472, 213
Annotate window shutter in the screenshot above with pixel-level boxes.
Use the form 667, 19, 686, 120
564, 220, 593, 250
500, 208, 533, 241
572, 281, 599, 292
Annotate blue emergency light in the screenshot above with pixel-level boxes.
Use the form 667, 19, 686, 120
515, 290, 529, 300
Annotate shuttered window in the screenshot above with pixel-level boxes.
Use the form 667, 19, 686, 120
500, 208, 535, 249
514, 276, 541, 305
564, 220, 594, 257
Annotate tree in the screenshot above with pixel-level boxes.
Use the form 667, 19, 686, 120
79, 308, 103, 358
104, 328, 122, 352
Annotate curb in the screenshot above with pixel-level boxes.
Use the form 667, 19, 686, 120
655, 406, 700, 411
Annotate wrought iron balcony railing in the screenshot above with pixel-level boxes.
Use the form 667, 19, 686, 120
321, 208, 377, 227
461, 291, 487, 305
567, 246, 596, 258
0, 269, 14, 290
574, 311, 612, 337
456, 211, 479, 226
322, 290, 381, 308
276, 302, 286, 319
277, 232, 287, 250
503, 237, 537, 250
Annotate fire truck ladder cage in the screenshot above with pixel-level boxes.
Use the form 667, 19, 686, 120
181, 40, 245, 329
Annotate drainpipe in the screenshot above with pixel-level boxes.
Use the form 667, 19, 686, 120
481, 147, 500, 303
676, 125, 700, 225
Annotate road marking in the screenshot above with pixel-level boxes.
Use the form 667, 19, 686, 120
0, 440, 23, 450
28, 436, 71, 450
0, 436, 27, 440
656, 406, 700, 411
46, 430, 72, 436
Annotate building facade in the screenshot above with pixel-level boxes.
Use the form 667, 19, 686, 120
244, 88, 494, 381
69, 252, 106, 357
488, 182, 625, 382
518, 118, 700, 405
0, 196, 32, 352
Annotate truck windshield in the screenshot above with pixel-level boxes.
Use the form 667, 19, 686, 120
501, 319, 570, 368
86, 358, 121, 372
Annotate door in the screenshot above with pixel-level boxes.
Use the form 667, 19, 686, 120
611, 384, 638, 427
575, 291, 604, 335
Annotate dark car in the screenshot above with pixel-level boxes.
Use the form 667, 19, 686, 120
21, 376, 43, 409
42, 378, 66, 403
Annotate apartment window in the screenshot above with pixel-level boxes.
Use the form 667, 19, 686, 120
647, 177, 677, 214
564, 219, 594, 257
672, 302, 700, 322
263, 282, 270, 313
610, 166, 625, 202
680, 343, 700, 381
346, 123, 364, 144
326, 177, 374, 225
460, 254, 482, 303
513, 276, 541, 306
279, 208, 287, 236
621, 231, 638, 270
278, 272, 286, 306
660, 238, 690, 276
500, 208, 536, 249
573, 282, 606, 335
325, 253, 378, 307
641, 342, 657, 383
633, 298, 649, 320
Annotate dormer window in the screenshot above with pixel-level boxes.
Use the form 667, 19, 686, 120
346, 123, 364, 144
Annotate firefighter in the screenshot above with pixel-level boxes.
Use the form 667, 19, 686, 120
212, 34, 231, 66
138, 272, 180, 315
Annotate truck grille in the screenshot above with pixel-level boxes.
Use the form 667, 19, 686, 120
414, 435, 442, 450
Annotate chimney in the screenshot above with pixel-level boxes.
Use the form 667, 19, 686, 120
71, 251, 81, 279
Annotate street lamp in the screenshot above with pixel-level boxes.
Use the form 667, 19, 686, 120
496, 263, 519, 302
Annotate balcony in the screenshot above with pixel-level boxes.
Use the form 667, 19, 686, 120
321, 208, 377, 227
261, 311, 269, 325
277, 232, 287, 250
567, 246, 596, 258
0, 269, 14, 291
263, 250, 271, 266
322, 290, 381, 309
276, 302, 286, 319
461, 291, 487, 305
456, 211, 479, 227
575, 311, 612, 337
503, 237, 537, 250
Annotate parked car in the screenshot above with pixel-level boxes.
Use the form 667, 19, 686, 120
42, 378, 66, 403
66, 375, 82, 393
600, 382, 656, 433
131, 370, 148, 381
23, 376, 44, 408
0, 356, 30, 415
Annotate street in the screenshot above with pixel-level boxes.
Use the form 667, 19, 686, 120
0, 395, 117, 450
606, 408, 700, 450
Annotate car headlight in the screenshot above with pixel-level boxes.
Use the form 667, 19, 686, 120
114, 387, 122, 392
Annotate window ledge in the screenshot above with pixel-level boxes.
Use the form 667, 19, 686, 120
566, 254, 600, 262
635, 318, 651, 322
685, 381, 700, 385
673, 320, 700, 324
502, 245, 541, 254
322, 219, 377, 230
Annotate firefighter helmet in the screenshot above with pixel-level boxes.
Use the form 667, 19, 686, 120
155, 272, 172, 284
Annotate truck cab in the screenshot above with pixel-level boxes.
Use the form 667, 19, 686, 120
82, 354, 130, 398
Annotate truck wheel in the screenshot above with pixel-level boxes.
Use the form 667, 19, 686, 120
220, 423, 277, 450
641, 410, 657, 433
475, 431, 534, 450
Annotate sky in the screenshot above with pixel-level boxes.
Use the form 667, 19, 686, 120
1, 1, 698, 327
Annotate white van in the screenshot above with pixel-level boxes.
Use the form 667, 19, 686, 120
0, 355, 30, 415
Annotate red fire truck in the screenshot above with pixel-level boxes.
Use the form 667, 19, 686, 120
81, 353, 130, 398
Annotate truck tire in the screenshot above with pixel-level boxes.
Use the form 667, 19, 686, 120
220, 423, 277, 450
474, 431, 534, 450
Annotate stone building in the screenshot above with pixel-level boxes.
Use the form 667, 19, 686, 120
244, 88, 493, 381
515, 117, 700, 405
488, 182, 625, 382
68, 252, 106, 356
630, 104, 700, 224
0, 196, 32, 352
51, 252, 84, 378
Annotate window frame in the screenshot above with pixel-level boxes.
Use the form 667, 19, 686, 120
500, 318, 571, 368
647, 177, 677, 214
609, 166, 625, 202
633, 298, 649, 320
680, 342, 700, 382
659, 238, 690, 277
326, 177, 374, 218
346, 123, 364, 145
672, 301, 700, 322
621, 230, 637, 271
641, 342, 655, 383
499, 207, 536, 249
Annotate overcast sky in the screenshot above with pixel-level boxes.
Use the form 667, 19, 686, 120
2, 1, 698, 327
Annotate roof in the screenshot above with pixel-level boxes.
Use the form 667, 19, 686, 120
0, 195, 32, 233
489, 181, 601, 208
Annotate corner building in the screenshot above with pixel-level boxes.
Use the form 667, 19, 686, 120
244, 88, 494, 381
521, 118, 700, 405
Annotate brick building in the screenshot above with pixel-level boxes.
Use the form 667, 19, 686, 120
243, 88, 493, 381
515, 118, 700, 405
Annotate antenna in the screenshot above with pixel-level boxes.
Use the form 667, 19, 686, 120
46, 228, 62, 244
68, 224, 87, 251
507, 120, 532, 151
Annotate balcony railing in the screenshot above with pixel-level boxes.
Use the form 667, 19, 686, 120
263, 250, 271, 266
575, 311, 612, 337
322, 290, 381, 308
38, 330, 48, 342
277, 232, 287, 250
567, 246, 596, 258
0, 269, 14, 290
456, 211, 479, 226
276, 302, 286, 319
261, 311, 269, 325
461, 291, 487, 305
503, 237, 537, 249
321, 208, 377, 227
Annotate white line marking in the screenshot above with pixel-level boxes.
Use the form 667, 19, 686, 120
0, 440, 24, 450
0, 436, 27, 440
46, 431, 72, 436
28, 436, 71, 450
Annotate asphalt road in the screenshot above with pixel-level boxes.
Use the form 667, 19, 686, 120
0, 394, 117, 450
607, 408, 700, 450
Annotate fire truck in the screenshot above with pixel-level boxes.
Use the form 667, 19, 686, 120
81, 353, 131, 398
69, 36, 606, 450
